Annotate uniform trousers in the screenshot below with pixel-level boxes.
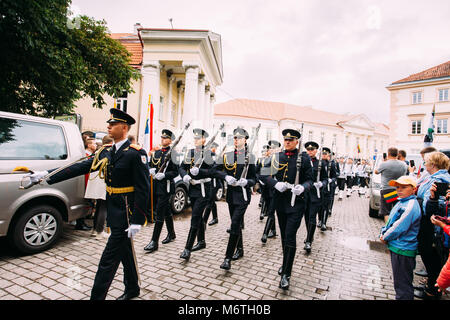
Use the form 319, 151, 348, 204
90, 227, 138, 300
337, 178, 346, 191
274, 192, 305, 247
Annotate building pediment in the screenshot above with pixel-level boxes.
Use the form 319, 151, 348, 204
339, 114, 375, 131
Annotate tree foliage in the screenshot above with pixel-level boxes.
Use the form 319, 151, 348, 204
0, 0, 141, 117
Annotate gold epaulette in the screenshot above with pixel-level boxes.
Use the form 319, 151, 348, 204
129, 144, 142, 151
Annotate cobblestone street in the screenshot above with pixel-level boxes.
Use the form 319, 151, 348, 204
0, 191, 441, 300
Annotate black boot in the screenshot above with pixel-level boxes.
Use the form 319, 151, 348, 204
304, 220, 315, 253
279, 245, 296, 290
278, 241, 286, 275
192, 221, 206, 252
321, 208, 328, 231
162, 215, 176, 244
180, 227, 198, 261
75, 218, 91, 231
144, 221, 163, 252
232, 231, 244, 260
261, 217, 273, 243
208, 218, 218, 226
259, 201, 266, 220
221, 233, 240, 270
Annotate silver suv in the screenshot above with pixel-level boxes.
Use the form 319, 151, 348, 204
0, 111, 89, 254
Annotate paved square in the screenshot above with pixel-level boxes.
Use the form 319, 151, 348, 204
0, 191, 444, 300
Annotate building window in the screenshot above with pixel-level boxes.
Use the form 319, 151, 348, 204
439, 89, 449, 102
170, 101, 177, 126
116, 91, 128, 113
437, 119, 448, 134
159, 96, 164, 121
411, 120, 422, 134
266, 128, 272, 141
412, 91, 422, 104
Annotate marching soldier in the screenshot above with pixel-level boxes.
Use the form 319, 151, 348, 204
179, 128, 216, 261
26, 109, 149, 300
345, 157, 355, 197
256, 144, 270, 220
203, 142, 222, 226
357, 159, 370, 196
336, 156, 347, 200
317, 147, 337, 231
260, 140, 281, 243
214, 128, 256, 270
144, 129, 179, 253
261, 129, 313, 290
303, 141, 329, 253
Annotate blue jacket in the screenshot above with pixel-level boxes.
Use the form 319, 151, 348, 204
380, 195, 422, 257
417, 169, 450, 211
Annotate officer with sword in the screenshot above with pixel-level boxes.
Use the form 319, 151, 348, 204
25, 108, 149, 300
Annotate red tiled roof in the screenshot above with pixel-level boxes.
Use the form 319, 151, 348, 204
109, 33, 142, 67
391, 60, 450, 85
214, 99, 389, 135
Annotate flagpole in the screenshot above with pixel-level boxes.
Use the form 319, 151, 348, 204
148, 94, 155, 224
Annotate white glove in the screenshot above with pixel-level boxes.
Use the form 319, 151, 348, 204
190, 167, 200, 176
125, 224, 141, 239
225, 175, 237, 185
27, 170, 48, 183
314, 182, 323, 188
155, 172, 165, 180
237, 178, 248, 187
149, 168, 156, 177
183, 175, 192, 184
274, 182, 288, 193
328, 178, 333, 183
292, 184, 305, 196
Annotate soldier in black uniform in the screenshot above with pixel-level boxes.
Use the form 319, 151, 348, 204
317, 147, 337, 232
144, 129, 179, 253
179, 128, 216, 261
303, 141, 329, 253
260, 140, 281, 243
261, 129, 313, 290
214, 128, 256, 270
27, 109, 149, 300
203, 142, 222, 226
256, 144, 270, 221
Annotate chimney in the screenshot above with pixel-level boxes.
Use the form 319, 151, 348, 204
134, 23, 142, 35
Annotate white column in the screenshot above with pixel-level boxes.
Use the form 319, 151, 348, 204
197, 75, 206, 129
139, 60, 160, 147
166, 75, 175, 128
176, 81, 183, 129
203, 85, 211, 133
181, 62, 200, 128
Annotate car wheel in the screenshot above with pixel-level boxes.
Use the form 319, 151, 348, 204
171, 187, 187, 214
369, 206, 379, 218
8, 205, 63, 254
215, 187, 224, 201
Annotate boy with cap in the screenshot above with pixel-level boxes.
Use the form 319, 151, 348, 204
380, 176, 421, 300
144, 129, 179, 253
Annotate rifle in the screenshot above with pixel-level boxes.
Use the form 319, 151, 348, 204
158, 121, 191, 174
289, 123, 304, 207
327, 137, 336, 192
239, 124, 261, 202
192, 123, 225, 169
315, 132, 325, 198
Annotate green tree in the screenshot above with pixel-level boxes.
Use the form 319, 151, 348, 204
0, 0, 141, 117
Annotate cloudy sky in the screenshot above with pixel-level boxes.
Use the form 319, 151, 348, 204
71, 0, 450, 124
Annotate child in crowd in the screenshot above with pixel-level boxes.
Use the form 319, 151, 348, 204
380, 176, 422, 300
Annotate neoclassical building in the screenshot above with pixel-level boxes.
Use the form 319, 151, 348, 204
213, 99, 390, 160
387, 60, 450, 154
74, 24, 223, 149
